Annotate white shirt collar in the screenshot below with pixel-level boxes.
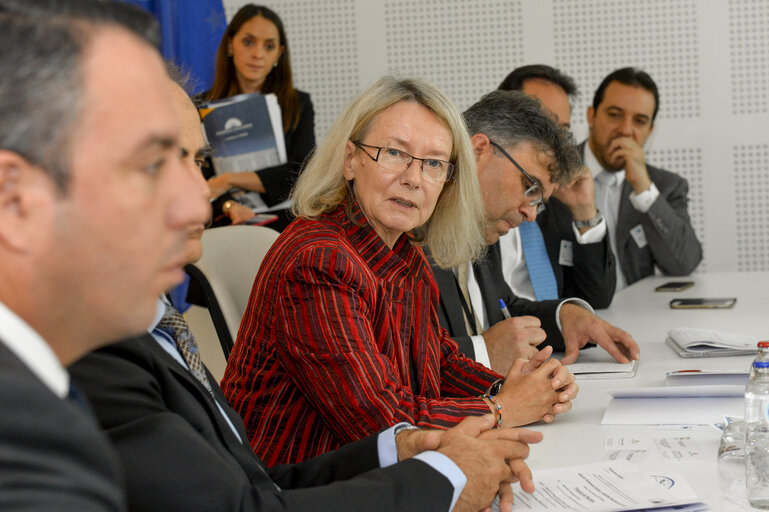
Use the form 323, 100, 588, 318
584, 142, 625, 186
0, 300, 69, 398
148, 296, 168, 334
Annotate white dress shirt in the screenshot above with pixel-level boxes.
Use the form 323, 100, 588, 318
584, 144, 660, 292
0, 300, 69, 398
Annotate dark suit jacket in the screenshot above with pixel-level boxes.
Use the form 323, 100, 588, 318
431, 244, 566, 359
535, 197, 616, 308
69, 334, 454, 512
579, 142, 702, 285
0, 341, 125, 512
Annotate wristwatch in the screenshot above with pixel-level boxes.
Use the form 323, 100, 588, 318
573, 210, 603, 229
487, 378, 504, 397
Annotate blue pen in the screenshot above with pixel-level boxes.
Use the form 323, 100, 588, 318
498, 299, 512, 319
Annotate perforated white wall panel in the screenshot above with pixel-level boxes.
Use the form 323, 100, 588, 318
734, 144, 769, 271
382, 0, 524, 112
553, 0, 700, 127
729, 0, 769, 115
221, 0, 769, 272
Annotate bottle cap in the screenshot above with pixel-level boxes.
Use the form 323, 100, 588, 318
754, 361, 769, 368
759, 341, 769, 348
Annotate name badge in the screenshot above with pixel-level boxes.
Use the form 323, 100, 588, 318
630, 224, 648, 248
558, 240, 574, 267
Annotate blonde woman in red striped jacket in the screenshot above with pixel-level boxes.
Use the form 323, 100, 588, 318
222, 76, 576, 465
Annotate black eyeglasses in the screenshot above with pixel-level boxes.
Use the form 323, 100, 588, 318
488, 140, 545, 214
351, 141, 455, 183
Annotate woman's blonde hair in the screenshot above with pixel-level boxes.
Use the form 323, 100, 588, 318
291, 75, 485, 268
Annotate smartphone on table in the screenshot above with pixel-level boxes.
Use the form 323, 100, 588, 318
669, 297, 737, 309
655, 281, 695, 292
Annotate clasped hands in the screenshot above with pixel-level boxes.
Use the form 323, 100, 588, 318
395, 415, 542, 512
494, 345, 578, 426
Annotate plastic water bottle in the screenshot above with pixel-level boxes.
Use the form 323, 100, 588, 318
745, 360, 769, 508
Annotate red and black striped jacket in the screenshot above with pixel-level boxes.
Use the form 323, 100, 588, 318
221, 203, 500, 465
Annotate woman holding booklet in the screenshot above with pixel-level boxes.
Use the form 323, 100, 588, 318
204, 4, 315, 230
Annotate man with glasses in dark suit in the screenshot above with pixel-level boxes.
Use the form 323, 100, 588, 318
431, 91, 639, 376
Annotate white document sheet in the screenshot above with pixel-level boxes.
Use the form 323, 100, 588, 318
503, 462, 699, 511
607, 386, 744, 398
601, 397, 744, 425
601, 435, 708, 463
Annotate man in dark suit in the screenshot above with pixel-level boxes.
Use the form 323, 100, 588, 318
69, 74, 543, 512
0, 4, 211, 510
432, 91, 639, 373
582, 68, 702, 290
496, 65, 616, 309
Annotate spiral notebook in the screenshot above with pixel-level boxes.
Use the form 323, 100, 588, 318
665, 327, 759, 358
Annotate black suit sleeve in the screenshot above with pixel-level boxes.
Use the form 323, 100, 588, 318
70, 337, 454, 512
539, 199, 616, 309
256, 90, 315, 206
565, 232, 616, 308
0, 348, 125, 512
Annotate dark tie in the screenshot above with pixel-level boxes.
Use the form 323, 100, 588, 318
67, 382, 88, 408
518, 220, 558, 300
155, 304, 215, 398
66, 382, 95, 416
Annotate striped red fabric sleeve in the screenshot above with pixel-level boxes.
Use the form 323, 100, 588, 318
275, 246, 492, 442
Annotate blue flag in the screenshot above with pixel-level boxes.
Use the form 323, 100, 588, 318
119, 0, 227, 94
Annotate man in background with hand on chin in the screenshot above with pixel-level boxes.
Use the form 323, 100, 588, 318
582, 67, 702, 291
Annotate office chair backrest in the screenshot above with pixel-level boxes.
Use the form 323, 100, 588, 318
188, 224, 280, 360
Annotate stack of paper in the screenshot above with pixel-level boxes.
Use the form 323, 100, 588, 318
665, 370, 749, 386
601, 387, 744, 425
499, 461, 706, 511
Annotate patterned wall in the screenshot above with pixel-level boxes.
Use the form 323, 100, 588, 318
734, 144, 769, 271
223, 0, 769, 272
383, 0, 524, 111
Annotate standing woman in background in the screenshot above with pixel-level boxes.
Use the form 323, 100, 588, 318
205, 4, 315, 230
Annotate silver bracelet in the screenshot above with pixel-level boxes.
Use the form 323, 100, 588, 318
394, 424, 420, 437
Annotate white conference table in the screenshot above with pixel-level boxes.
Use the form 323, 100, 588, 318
523, 271, 769, 510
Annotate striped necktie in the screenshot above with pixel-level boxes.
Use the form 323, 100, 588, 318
155, 304, 215, 398
518, 220, 558, 300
